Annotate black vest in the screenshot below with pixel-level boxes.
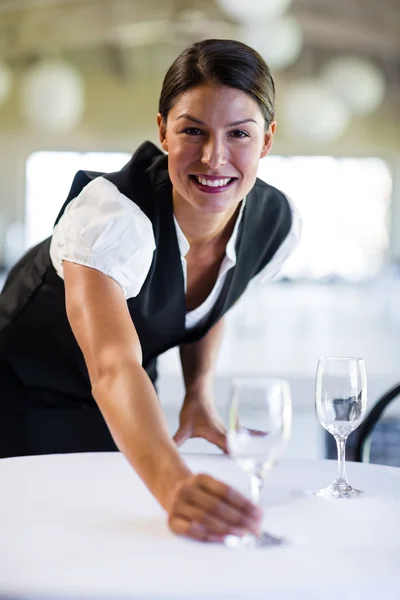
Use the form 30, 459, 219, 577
0, 141, 292, 406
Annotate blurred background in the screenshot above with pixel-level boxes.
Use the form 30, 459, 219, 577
0, 0, 399, 463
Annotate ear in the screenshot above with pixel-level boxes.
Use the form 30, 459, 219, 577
157, 113, 168, 152
260, 121, 276, 159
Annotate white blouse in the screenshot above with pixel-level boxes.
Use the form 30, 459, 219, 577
50, 177, 301, 329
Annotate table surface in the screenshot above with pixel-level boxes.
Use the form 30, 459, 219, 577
1, 452, 400, 600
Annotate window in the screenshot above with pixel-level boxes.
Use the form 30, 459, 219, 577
257, 156, 392, 281
25, 152, 392, 282
25, 151, 131, 249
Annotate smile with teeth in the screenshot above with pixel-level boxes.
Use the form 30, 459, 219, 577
194, 176, 233, 187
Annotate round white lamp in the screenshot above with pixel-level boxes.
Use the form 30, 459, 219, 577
320, 57, 386, 116
240, 16, 303, 70
20, 60, 85, 133
217, 0, 292, 23
281, 80, 350, 143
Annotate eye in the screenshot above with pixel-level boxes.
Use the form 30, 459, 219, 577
229, 130, 249, 138
183, 127, 203, 136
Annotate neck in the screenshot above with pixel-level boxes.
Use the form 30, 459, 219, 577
173, 192, 241, 248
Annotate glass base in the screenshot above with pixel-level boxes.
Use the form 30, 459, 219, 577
224, 530, 286, 549
315, 482, 364, 499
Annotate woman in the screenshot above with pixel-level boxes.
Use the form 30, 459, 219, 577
0, 39, 301, 542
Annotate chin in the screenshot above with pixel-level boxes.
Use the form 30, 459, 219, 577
174, 181, 244, 214
193, 195, 240, 214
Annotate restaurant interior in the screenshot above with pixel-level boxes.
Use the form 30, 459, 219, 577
0, 0, 399, 597
1, 0, 399, 461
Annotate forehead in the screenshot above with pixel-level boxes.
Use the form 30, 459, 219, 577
168, 83, 264, 123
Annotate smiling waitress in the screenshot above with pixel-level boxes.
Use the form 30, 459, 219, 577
0, 39, 301, 542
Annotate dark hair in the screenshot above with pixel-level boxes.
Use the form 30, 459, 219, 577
158, 39, 275, 128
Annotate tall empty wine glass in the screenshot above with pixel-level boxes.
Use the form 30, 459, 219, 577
315, 357, 367, 499
226, 377, 292, 548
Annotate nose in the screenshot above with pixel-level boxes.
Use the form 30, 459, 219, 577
200, 137, 227, 169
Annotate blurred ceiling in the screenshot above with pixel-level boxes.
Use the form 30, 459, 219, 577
0, 0, 399, 93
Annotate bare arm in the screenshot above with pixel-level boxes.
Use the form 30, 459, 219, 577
63, 261, 190, 510
180, 318, 225, 397
174, 319, 228, 452
63, 262, 261, 541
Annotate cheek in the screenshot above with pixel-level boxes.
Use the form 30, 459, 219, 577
169, 141, 188, 164
167, 153, 190, 191
169, 145, 197, 180
237, 148, 260, 180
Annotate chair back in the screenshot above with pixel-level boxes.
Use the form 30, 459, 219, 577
354, 383, 400, 466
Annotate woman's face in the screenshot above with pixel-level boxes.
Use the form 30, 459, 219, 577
157, 83, 275, 215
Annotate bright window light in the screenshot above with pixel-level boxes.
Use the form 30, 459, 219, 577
25, 151, 131, 249
258, 156, 392, 281
25, 152, 392, 282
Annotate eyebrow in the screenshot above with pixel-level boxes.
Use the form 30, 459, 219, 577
175, 113, 258, 127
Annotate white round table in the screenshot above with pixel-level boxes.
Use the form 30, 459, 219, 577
1, 453, 399, 600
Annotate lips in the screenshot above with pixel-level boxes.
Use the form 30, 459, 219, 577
189, 174, 237, 194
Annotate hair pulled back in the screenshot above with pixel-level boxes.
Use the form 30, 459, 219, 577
158, 39, 275, 128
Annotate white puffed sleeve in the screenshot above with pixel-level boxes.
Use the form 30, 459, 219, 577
49, 176, 156, 299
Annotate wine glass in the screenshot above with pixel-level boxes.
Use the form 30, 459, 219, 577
315, 357, 367, 499
225, 377, 292, 548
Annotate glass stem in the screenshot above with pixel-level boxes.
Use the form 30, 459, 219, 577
250, 473, 263, 505
335, 436, 349, 485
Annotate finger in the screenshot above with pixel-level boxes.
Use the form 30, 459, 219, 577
173, 425, 191, 446
187, 521, 227, 543
202, 428, 229, 453
169, 516, 226, 543
196, 474, 263, 518
181, 485, 257, 532
174, 497, 249, 536
169, 515, 202, 539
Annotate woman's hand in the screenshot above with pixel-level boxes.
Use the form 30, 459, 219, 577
173, 393, 228, 453
167, 472, 262, 543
